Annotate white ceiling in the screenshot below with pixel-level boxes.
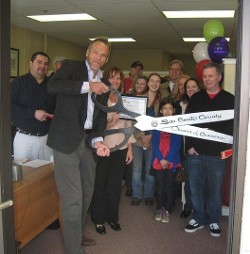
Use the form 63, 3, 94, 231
10, 0, 238, 58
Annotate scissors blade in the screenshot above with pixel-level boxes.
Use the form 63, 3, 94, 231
134, 110, 234, 131
134, 115, 156, 131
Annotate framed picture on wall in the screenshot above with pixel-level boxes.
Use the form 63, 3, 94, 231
10, 48, 19, 78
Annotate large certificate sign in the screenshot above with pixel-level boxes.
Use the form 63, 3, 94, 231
120, 95, 147, 119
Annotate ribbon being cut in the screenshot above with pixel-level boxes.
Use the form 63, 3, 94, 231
134, 110, 233, 144
86, 84, 234, 156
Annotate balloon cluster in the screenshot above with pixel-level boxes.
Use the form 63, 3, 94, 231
193, 19, 230, 81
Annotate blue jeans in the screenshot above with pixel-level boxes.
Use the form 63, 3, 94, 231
183, 156, 192, 212
188, 154, 226, 225
132, 145, 155, 199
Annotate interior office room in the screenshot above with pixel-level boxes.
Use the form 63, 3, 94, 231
1, 0, 250, 253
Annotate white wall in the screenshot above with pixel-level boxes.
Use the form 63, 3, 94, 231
223, 58, 236, 95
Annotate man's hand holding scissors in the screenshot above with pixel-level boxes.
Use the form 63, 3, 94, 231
94, 141, 110, 157
89, 81, 109, 95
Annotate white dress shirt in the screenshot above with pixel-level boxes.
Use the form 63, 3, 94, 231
81, 60, 103, 145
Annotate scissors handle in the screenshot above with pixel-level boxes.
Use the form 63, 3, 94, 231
92, 79, 140, 119
85, 126, 136, 153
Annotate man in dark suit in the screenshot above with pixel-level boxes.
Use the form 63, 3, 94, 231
47, 37, 111, 254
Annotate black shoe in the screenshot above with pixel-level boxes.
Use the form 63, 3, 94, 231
185, 219, 204, 233
180, 210, 192, 218
125, 188, 132, 197
131, 197, 142, 206
47, 219, 60, 230
144, 198, 153, 205
95, 225, 106, 235
208, 223, 221, 237
108, 222, 121, 231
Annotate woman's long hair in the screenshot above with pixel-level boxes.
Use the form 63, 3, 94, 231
184, 77, 203, 100
103, 66, 124, 93
172, 74, 190, 102
130, 75, 149, 96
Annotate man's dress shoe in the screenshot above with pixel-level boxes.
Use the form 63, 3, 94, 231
108, 222, 121, 231
81, 235, 96, 246
95, 225, 106, 235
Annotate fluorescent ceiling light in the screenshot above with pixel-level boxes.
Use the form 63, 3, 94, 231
90, 38, 135, 42
183, 37, 230, 42
27, 13, 96, 22
183, 38, 206, 42
163, 10, 235, 18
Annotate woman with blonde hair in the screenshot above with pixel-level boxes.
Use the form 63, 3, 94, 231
172, 74, 190, 115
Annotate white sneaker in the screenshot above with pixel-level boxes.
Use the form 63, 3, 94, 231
155, 209, 162, 221
161, 209, 169, 223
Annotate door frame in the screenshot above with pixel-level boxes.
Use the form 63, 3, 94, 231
227, 0, 250, 253
0, 1, 16, 253
0, 0, 249, 253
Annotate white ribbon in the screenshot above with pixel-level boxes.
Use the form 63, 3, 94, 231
134, 110, 234, 144
135, 110, 234, 131
156, 125, 233, 144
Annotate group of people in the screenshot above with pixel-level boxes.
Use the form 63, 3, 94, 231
11, 37, 234, 254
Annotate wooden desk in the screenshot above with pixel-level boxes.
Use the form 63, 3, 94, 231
13, 163, 59, 248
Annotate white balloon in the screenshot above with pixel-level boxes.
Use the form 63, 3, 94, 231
193, 42, 210, 63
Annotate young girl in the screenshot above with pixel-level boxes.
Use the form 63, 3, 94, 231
151, 97, 182, 223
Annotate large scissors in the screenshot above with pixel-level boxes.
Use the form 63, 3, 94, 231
86, 80, 234, 152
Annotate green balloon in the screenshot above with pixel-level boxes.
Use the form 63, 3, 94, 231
203, 19, 225, 43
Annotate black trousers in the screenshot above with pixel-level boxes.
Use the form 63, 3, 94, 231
154, 169, 176, 212
91, 149, 127, 224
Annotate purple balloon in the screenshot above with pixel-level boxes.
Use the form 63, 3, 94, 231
208, 36, 230, 63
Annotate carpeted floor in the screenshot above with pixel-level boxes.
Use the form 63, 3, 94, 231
21, 187, 228, 254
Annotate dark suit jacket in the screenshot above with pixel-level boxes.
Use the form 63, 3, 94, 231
47, 60, 109, 154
